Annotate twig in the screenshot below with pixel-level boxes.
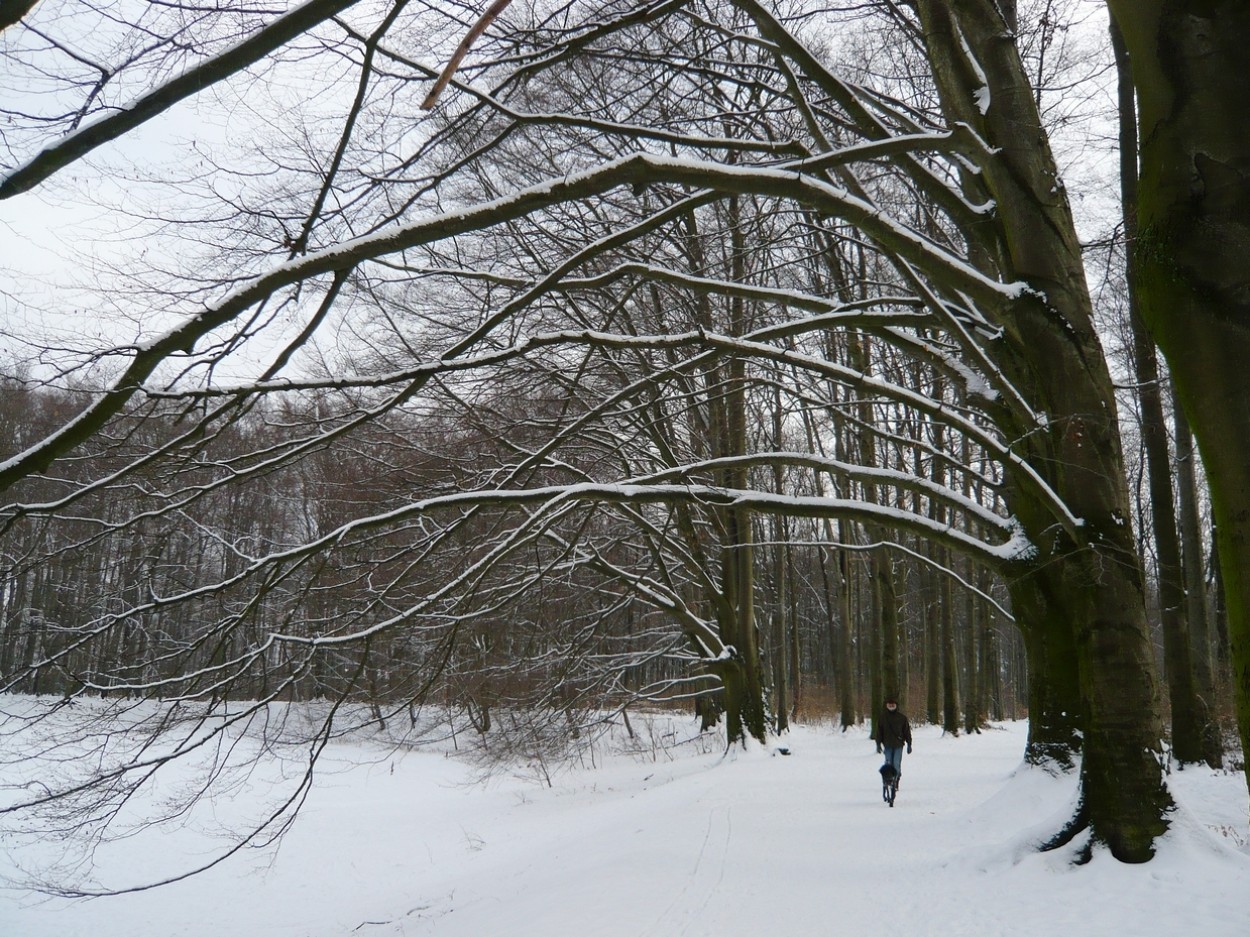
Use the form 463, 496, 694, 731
421, 0, 515, 110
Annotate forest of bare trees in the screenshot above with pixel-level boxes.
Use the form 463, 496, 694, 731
2, 0, 1246, 880
0, 370, 1028, 711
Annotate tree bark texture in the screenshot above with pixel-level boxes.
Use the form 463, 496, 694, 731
915, 0, 1171, 860
1110, 18, 1205, 764
1106, 0, 1250, 801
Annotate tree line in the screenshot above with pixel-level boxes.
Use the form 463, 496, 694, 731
0, 352, 1036, 710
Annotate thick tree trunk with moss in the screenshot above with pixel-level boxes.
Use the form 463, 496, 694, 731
915, 0, 1171, 860
1109, 19, 1205, 765
1011, 570, 1082, 767
1106, 0, 1250, 803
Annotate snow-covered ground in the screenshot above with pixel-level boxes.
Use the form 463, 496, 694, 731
0, 709, 1247, 937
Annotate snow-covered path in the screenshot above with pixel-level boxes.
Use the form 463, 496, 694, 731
1, 718, 1247, 936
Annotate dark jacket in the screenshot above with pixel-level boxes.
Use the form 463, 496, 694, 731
875, 707, 912, 749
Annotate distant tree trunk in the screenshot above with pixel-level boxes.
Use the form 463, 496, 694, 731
940, 557, 960, 736
925, 567, 942, 725
1110, 20, 1204, 765
1107, 0, 1250, 802
963, 441, 985, 734
1174, 372, 1221, 768
1173, 402, 1213, 690
717, 195, 766, 745
846, 329, 900, 710
869, 554, 883, 745
1210, 532, 1230, 676
788, 554, 802, 722
717, 395, 765, 745
812, 405, 858, 731
676, 195, 767, 746
772, 535, 790, 733
963, 561, 982, 735
896, 558, 910, 708
978, 567, 1002, 723
770, 395, 799, 730
877, 551, 901, 704
836, 539, 857, 730
924, 427, 945, 727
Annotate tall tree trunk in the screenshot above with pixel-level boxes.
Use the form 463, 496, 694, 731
962, 441, 985, 734
1110, 20, 1204, 765
787, 552, 802, 723
925, 567, 942, 725
1173, 400, 1222, 767
869, 550, 883, 744
846, 331, 900, 708
718, 378, 765, 744
1106, 0, 1250, 803
977, 566, 1001, 723
940, 556, 960, 736
836, 538, 857, 730
926, 422, 946, 727
718, 194, 766, 745
811, 404, 858, 731
772, 531, 790, 733
677, 199, 766, 745
916, 0, 1171, 860
963, 560, 981, 735
877, 551, 901, 703
770, 392, 802, 728
1210, 532, 1230, 675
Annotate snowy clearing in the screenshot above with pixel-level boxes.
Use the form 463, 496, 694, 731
0, 710, 1247, 937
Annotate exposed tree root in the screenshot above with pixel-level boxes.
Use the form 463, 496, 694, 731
1039, 796, 1092, 865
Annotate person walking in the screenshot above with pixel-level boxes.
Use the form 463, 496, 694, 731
874, 696, 913, 784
